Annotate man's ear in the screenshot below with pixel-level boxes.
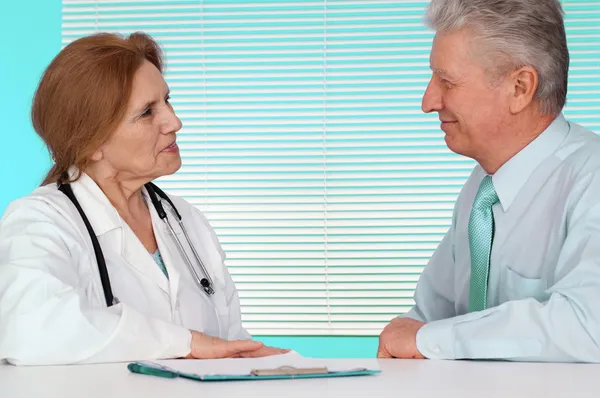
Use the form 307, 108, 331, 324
509, 66, 538, 114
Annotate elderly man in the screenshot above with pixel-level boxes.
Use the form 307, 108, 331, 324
378, 0, 600, 362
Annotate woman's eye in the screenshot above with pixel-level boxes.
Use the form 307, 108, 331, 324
142, 107, 153, 117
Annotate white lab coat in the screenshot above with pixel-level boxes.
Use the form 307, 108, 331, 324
0, 172, 250, 366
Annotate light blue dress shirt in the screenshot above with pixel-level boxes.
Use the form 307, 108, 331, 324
406, 114, 600, 362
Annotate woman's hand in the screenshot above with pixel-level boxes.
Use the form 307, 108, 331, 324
186, 330, 265, 359
238, 345, 291, 358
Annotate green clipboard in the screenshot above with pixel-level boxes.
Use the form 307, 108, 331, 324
127, 361, 381, 382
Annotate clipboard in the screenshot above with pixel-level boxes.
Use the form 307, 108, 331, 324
128, 360, 380, 382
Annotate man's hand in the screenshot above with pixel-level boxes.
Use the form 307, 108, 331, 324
377, 317, 426, 359
186, 330, 265, 359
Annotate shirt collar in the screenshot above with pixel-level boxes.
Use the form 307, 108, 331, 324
68, 169, 123, 236
491, 113, 570, 212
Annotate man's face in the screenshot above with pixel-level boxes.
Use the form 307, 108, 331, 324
422, 29, 512, 161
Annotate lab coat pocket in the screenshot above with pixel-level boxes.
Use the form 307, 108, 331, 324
502, 266, 548, 303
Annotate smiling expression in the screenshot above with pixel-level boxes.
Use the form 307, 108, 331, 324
421, 29, 512, 161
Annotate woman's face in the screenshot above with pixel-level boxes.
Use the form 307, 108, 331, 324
93, 60, 183, 183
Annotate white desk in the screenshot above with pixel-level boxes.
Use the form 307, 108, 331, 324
1, 359, 599, 398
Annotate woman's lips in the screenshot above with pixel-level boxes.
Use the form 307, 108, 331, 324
162, 141, 179, 152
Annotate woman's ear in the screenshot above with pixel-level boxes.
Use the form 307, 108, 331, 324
90, 148, 103, 162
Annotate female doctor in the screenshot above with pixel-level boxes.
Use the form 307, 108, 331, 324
0, 32, 285, 365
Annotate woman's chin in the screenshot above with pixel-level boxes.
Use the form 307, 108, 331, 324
156, 157, 182, 178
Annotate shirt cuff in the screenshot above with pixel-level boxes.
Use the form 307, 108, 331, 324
416, 310, 495, 359
415, 317, 458, 359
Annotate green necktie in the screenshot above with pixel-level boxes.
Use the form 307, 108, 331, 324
468, 175, 499, 312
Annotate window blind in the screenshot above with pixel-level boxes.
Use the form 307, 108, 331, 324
62, 0, 600, 336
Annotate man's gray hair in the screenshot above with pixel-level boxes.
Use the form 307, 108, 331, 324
426, 0, 569, 115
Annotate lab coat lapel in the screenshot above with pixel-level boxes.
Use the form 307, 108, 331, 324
71, 173, 171, 294
152, 221, 181, 309
145, 188, 181, 304
120, 223, 170, 294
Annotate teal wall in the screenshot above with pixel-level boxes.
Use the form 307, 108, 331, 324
258, 336, 378, 358
0, 1, 58, 213
0, 0, 378, 359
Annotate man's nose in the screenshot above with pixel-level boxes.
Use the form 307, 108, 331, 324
422, 79, 443, 113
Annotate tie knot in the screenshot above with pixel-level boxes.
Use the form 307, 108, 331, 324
473, 175, 499, 209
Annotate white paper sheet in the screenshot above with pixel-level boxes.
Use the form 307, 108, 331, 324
149, 351, 380, 377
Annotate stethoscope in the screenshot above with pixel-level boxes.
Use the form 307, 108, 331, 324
58, 180, 215, 307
